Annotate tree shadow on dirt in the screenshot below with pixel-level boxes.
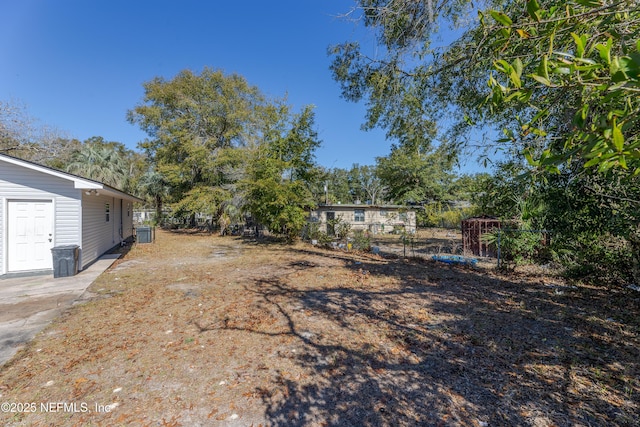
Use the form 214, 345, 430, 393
228, 246, 640, 426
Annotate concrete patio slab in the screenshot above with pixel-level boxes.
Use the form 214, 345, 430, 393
0, 254, 120, 367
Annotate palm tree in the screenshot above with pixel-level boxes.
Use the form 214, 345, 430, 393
137, 167, 171, 224
66, 141, 128, 189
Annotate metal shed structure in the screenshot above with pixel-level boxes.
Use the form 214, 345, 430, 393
462, 216, 501, 257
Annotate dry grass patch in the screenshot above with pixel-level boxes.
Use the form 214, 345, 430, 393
0, 229, 638, 426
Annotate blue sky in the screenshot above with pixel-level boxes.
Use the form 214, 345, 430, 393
1, 0, 489, 174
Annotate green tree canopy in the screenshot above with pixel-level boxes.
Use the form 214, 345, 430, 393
376, 143, 455, 204
128, 68, 274, 222
244, 105, 321, 241
66, 137, 134, 190
129, 68, 321, 234
331, 0, 640, 174
316, 167, 352, 205
329, 0, 494, 155
479, 0, 640, 173
136, 165, 171, 222
127, 68, 266, 203
347, 163, 386, 204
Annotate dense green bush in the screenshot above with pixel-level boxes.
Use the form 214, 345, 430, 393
554, 233, 634, 285
483, 225, 544, 270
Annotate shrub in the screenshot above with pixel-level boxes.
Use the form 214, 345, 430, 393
483, 225, 543, 270
556, 233, 634, 286
329, 216, 351, 240
351, 229, 371, 251
303, 221, 322, 241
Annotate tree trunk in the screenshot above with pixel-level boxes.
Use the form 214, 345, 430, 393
155, 195, 163, 226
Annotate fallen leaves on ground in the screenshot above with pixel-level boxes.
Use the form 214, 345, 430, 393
0, 229, 638, 426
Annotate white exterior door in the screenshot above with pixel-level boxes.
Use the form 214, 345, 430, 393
7, 200, 54, 272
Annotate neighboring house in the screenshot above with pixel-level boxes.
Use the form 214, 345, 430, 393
0, 153, 143, 276
310, 204, 416, 235
133, 209, 156, 225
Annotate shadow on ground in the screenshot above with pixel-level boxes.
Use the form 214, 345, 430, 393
223, 246, 640, 426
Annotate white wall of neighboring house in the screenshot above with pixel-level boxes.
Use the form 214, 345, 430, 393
310, 205, 417, 235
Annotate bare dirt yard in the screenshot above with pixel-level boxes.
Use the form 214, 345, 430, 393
1, 230, 638, 426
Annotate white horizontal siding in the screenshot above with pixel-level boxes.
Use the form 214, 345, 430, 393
0, 161, 81, 275
81, 193, 134, 268
55, 196, 82, 245
122, 200, 135, 240
82, 194, 114, 268
0, 200, 3, 274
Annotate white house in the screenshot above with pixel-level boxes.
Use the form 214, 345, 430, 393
310, 204, 416, 235
0, 153, 143, 276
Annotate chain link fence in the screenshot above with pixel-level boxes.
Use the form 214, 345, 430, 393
369, 227, 466, 259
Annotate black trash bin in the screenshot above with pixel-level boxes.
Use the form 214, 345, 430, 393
51, 245, 80, 278
136, 226, 154, 243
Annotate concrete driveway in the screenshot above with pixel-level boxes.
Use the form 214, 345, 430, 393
0, 254, 120, 367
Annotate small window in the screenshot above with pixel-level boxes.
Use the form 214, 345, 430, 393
399, 212, 408, 222
127, 203, 130, 217
105, 203, 110, 222
354, 209, 365, 222
379, 210, 388, 217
